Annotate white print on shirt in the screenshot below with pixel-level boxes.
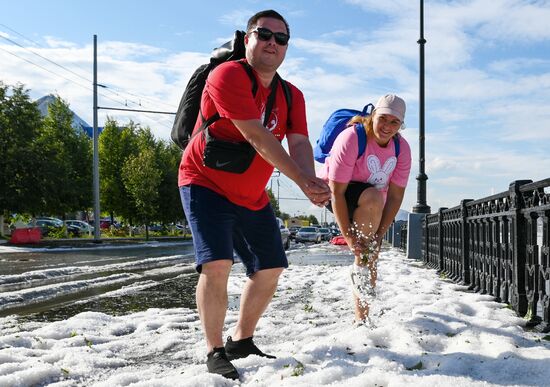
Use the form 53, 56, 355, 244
261, 106, 279, 132
366, 155, 397, 189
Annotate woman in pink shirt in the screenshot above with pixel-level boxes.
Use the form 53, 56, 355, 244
318, 94, 412, 324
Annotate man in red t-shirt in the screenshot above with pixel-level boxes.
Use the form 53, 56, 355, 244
178, 9, 330, 380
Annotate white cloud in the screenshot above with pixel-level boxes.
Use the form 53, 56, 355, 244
488, 57, 550, 73
344, 0, 416, 14
2, 0, 549, 215
43, 36, 77, 49
98, 41, 165, 60
218, 9, 253, 29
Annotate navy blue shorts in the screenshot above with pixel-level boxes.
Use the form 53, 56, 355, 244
179, 184, 288, 276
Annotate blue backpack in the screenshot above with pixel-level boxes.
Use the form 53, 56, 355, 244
313, 103, 400, 163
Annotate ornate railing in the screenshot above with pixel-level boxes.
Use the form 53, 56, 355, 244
385, 220, 408, 252
423, 178, 550, 333
400, 221, 408, 252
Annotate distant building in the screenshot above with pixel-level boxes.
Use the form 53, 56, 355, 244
288, 218, 308, 228
36, 95, 102, 138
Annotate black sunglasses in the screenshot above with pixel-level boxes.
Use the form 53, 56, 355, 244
250, 27, 290, 46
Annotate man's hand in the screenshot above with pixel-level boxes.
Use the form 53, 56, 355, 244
299, 176, 331, 207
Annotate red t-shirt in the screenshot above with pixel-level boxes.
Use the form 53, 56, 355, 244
178, 60, 308, 210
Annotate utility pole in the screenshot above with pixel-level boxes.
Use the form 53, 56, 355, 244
412, 0, 431, 214
277, 178, 280, 210
92, 35, 101, 242
90, 35, 177, 242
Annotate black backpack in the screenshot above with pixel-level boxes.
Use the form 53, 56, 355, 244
171, 30, 292, 150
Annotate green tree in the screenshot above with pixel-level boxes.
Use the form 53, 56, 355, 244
36, 96, 92, 215
0, 83, 45, 216
155, 141, 185, 225
308, 215, 319, 225
99, 119, 139, 222
279, 212, 290, 221
122, 147, 161, 239
267, 188, 281, 217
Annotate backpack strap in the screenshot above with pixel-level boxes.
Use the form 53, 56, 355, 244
279, 77, 293, 128
263, 74, 279, 128
239, 61, 258, 96
241, 62, 292, 129
193, 61, 258, 142
355, 124, 400, 159
196, 61, 292, 141
355, 123, 367, 159
393, 134, 400, 158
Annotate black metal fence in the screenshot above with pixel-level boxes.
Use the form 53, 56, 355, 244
400, 221, 408, 252
385, 220, 408, 252
423, 178, 550, 333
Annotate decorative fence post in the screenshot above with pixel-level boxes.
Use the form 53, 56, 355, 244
490, 214, 502, 302
460, 199, 473, 285
509, 180, 531, 317
392, 220, 404, 249
407, 213, 427, 260
525, 210, 540, 326
520, 179, 550, 331
401, 221, 408, 253
437, 207, 446, 272
386, 222, 394, 244
537, 209, 550, 332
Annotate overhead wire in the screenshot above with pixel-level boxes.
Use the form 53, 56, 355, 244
0, 22, 42, 47
0, 38, 176, 132
0, 23, 177, 115
0, 46, 92, 92
0, 34, 93, 84
0, 43, 174, 132
0, 26, 151, 108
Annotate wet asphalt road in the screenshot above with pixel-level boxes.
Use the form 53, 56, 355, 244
0, 240, 354, 322
0, 241, 198, 321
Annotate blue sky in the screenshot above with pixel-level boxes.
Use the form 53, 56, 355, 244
2, 0, 550, 220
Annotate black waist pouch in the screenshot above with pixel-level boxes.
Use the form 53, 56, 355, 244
202, 128, 256, 173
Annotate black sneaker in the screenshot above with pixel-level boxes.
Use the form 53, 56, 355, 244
225, 336, 276, 361
206, 347, 239, 380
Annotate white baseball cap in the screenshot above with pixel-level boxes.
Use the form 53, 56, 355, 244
374, 94, 406, 122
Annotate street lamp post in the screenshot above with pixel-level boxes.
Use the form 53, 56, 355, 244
412, 0, 431, 214
408, 0, 430, 260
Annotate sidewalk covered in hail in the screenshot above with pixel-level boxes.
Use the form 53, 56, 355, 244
1, 243, 549, 386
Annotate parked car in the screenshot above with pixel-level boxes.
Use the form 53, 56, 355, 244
329, 227, 341, 237
277, 218, 290, 250
99, 218, 121, 230
33, 217, 80, 237
318, 227, 332, 241
148, 224, 165, 232
288, 226, 300, 240
65, 220, 94, 234
295, 226, 322, 244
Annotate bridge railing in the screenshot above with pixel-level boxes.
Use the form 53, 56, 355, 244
385, 220, 408, 252
423, 178, 550, 333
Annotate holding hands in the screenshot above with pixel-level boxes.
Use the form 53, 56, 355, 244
299, 176, 331, 207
